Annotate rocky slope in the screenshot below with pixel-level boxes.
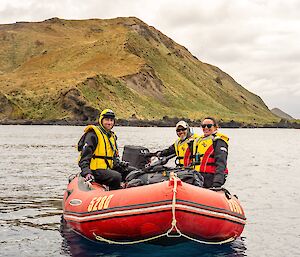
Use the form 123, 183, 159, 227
270, 108, 294, 120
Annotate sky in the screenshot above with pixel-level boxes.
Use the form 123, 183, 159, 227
1, 0, 300, 118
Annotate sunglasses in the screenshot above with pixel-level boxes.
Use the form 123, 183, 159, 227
176, 128, 187, 132
201, 124, 215, 129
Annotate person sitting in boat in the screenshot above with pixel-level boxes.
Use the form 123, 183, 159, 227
155, 120, 199, 167
191, 117, 229, 189
77, 109, 128, 190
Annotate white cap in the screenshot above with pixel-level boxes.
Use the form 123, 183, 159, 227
176, 120, 188, 129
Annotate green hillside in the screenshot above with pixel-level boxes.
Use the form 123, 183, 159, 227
0, 17, 279, 124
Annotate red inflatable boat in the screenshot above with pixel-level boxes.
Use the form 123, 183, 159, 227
63, 174, 246, 245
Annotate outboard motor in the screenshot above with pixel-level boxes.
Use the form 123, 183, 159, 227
122, 145, 150, 169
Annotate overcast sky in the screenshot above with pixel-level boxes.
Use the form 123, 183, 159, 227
1, 0, 299, 118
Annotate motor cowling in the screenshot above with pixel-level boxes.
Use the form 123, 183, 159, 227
122, 145, 150, 169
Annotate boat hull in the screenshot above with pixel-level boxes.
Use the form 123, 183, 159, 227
63, 176, 246, 244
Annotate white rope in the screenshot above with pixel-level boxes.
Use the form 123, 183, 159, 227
93, 231, 171, 245
166, 172, 182, 237
93, 174, 236, 245
181, 234, 235, 245
165, 173, 234, 245
93, 173, 179, 245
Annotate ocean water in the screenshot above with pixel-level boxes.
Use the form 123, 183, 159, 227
0, 125, 299, 257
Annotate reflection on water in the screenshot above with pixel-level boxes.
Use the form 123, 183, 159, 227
0, 196, 61, 231
59, 216, 247, 257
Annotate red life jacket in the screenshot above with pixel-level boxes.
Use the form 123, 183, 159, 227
193, 132, 229, 174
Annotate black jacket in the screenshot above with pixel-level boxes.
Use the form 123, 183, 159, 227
78, 131, 98, 177
159, 144, 176, 157
210, 138, 228, 187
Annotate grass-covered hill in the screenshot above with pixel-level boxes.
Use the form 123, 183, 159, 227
0, 17, 279, 124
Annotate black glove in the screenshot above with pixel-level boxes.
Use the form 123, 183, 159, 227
84, 174, 95, 182
114, 157, 129, 169
119, 160, 129, 168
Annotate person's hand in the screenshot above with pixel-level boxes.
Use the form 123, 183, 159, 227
84, 174, 95, 182
155, 151, 162, 157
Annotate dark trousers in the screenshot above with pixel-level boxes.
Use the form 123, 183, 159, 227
92, 169, 122, 190
201, 173, 214, 188
201, 172, 227, 188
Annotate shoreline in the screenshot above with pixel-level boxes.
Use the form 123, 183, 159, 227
0, 118, 299, 128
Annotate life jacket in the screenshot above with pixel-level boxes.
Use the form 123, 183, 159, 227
192, 132, 229, 174
79, 125, 118, 170
174, 134, 199, 167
